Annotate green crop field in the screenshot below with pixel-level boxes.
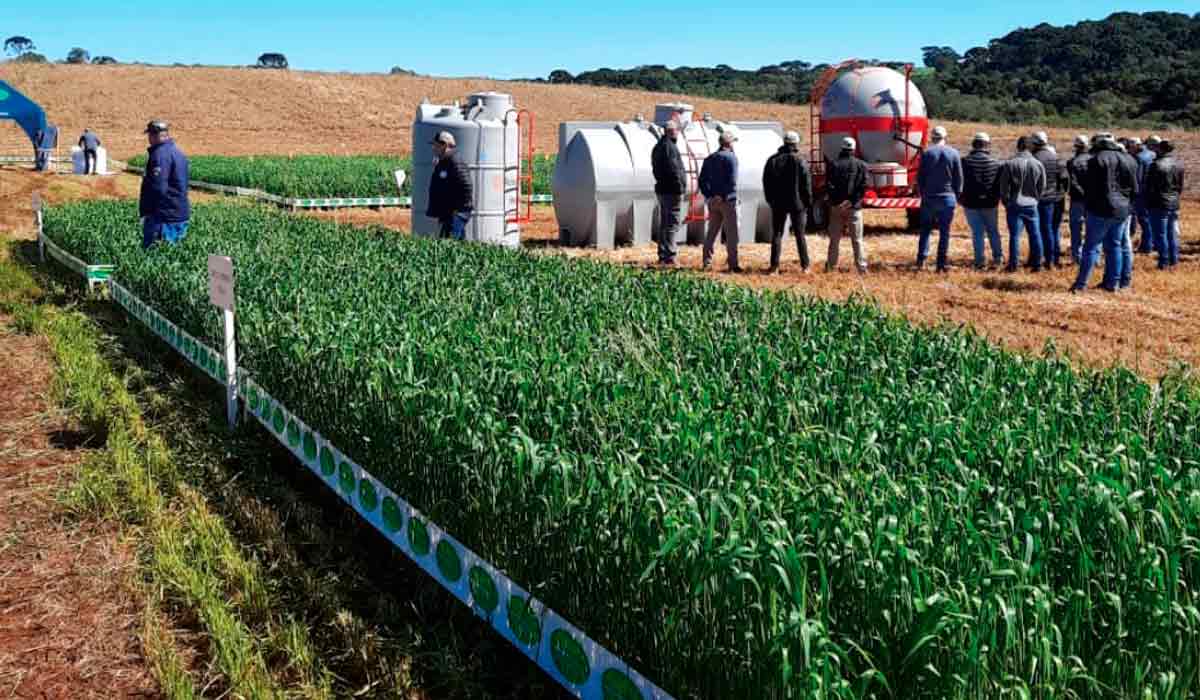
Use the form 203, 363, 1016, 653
44, 200, 1200, 699
126, 153, 555, 199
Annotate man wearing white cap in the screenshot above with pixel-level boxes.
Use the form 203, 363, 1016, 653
762, 130, 813, 273
960, 132, 1004, 269
426, 130, 473, 240
915, 125, 963, 272
1064, 135, 1092, 264
824, 136, 869, 273
1031, 131, 1068, 268
698, 130, 742, 272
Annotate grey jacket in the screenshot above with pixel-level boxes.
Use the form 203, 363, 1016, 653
997, 152, 1046, 208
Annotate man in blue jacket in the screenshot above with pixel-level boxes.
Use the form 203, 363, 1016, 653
916, 125, 963, 272
1132, 136, 1157, 254
139, 120, 191, 249
78, 128, 102, 175
699, 130, 741, 272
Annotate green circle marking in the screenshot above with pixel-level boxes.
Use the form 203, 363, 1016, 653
381, 496, 403, 533
272, 405, 286, 434
602, 669, 643, 700
358, 478, 378, 512
337, 461, 356, 494
319, 447, 336, 477
247, 387, 260, 413
408, 518, 430, 556
286, 420, 301, 448
302, 432, 317, 461
507, 596, 541, 648
551, 629, 591, 686
436, 540, 462, 582
469, 566, 499, 613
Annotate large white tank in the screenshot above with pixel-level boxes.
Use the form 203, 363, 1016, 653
819, 66, 927, 184
554, 104, 783, 249
412, 92, 521, 247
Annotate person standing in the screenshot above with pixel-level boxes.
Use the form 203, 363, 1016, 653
651, 119, 687, 266
1144, 139, 1184, 269
762, 130, 813, 273
1070, 134, 1138, 293
699, 130, 741, 272
824, 137, 869, 274
997, 136, 1046, 272
1031, 131, 1068, 268
1115, 144, 1140, 289
915, 125, 963, 272
426, 131, 473, 240
138, 120, 191, 249
1064, 135, 1092, 264
78, 128, 102, 175
1131, 137, 1157, 253
960, 133, 1004, 269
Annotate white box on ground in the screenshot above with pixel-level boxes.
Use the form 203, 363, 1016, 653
208, 255, 235, 310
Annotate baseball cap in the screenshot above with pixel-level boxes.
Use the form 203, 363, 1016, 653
431, 130, 456, 147
931, 125, 947, 140
144, 119, 169, 134
972, 132, 991, 144
1074, 134, 1088, 148
783, 130, 801, 145
841, 136, 856, 150
1146, 134, 1162, 146
1032, 131, 1048, 146
718, 130, 738, 145
664, 119, 681, 131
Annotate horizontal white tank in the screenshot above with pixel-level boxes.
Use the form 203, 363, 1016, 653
819, 66, 927, 167
554, 104, 783, 249
412, 91, 521, 247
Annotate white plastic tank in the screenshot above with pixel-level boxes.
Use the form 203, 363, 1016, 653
411, 92, 521, 247
819, 66, 927, 187
554, 103, 783, 249
70, 146, 85, 174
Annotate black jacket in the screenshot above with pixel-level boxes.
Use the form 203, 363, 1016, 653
762, 145, 812, 211
1084, 142, 1138, 219
960, 149, 1001, 209
1032, 146, 1067, 202
1065, 151, 1091, 201
651, 134, 687, 196
426, 153, 473, 219
1144, 155, 1185, 212
826, 153, 867, 209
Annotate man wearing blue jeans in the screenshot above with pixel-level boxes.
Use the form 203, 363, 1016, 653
996, 136, 1046, 272
1071, 134, 1138, 293
960, 132, 1003, 268
1064, 136, 1091, 264
915, 125, 963, 272
1145, 139, 1185, 269
1132, 137, 1157, 253
1031, 132, 1068, 268
138, 120, 191, 249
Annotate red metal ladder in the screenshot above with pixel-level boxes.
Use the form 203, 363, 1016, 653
506, 109, 535, 225
674, 111, 709, 223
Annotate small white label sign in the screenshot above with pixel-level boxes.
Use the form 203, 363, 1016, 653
208, 255, 234, 310
31, 192, 41, 212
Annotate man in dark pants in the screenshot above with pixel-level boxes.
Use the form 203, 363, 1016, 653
762, 130, 813, 274
960, 132, 1004, 269
426, 131, 473, 240
138, 120, 191, 249
1031, 131, 1068, 268
1064, 135, 1092, 264
1070, 134, 1137, 293
1144, 140, 1185, 269
78, 128, 101, 175
651, 119, 687, 266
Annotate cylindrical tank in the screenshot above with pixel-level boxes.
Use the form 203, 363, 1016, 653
412, 91, 521, 247
554, 105, 783, 249
819, 66, 928, 177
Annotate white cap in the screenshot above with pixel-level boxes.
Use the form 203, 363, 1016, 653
431, 130, 456, 147
783, 130, 801, 145
719, 130, 738, 145
664, 119, 680, 131
1032, 131, 1048, 146
1146, 134, 1162, 145
1074, 134, 1089, 148
972, 132, 991, 144
931, 125, 947, 141
841, 136, 856, 150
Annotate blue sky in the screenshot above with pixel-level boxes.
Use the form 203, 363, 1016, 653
9, 1, 1195, 78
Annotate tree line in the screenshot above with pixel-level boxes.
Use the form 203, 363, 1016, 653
534, 11, 1200, 128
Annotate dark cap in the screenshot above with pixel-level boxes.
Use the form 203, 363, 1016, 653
144, 120, 170, 134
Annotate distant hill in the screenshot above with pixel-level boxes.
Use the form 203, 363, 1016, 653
535, 11, 1200, 128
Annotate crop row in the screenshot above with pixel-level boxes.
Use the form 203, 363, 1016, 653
44, 200, 1200, 699
126, 153, 555, 199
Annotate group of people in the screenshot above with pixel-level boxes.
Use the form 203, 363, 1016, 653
646, 120, 1186, 284
916, 127, 1185, 291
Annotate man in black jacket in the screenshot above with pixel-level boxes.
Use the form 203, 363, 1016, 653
825, 137, 868, 273
1145, 140, 1185, 269
1064, 135, 1091, 264
1071, 135, 1138, 293
426, 131, 473, 240
1031, 131, 1068, 268
651, 120, 687, 265
762, 131, 813, 273
960, 132, 1003, 269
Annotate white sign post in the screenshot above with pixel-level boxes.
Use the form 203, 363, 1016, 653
32, 192, 44, 262
208, 255, 238, 429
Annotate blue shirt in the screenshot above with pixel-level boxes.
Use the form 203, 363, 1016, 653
79, 131, 101, 150
1135, 148, 1156, 199
917, 143, 964, 204
699, 149, 738, 200
139, 139, 191, 223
